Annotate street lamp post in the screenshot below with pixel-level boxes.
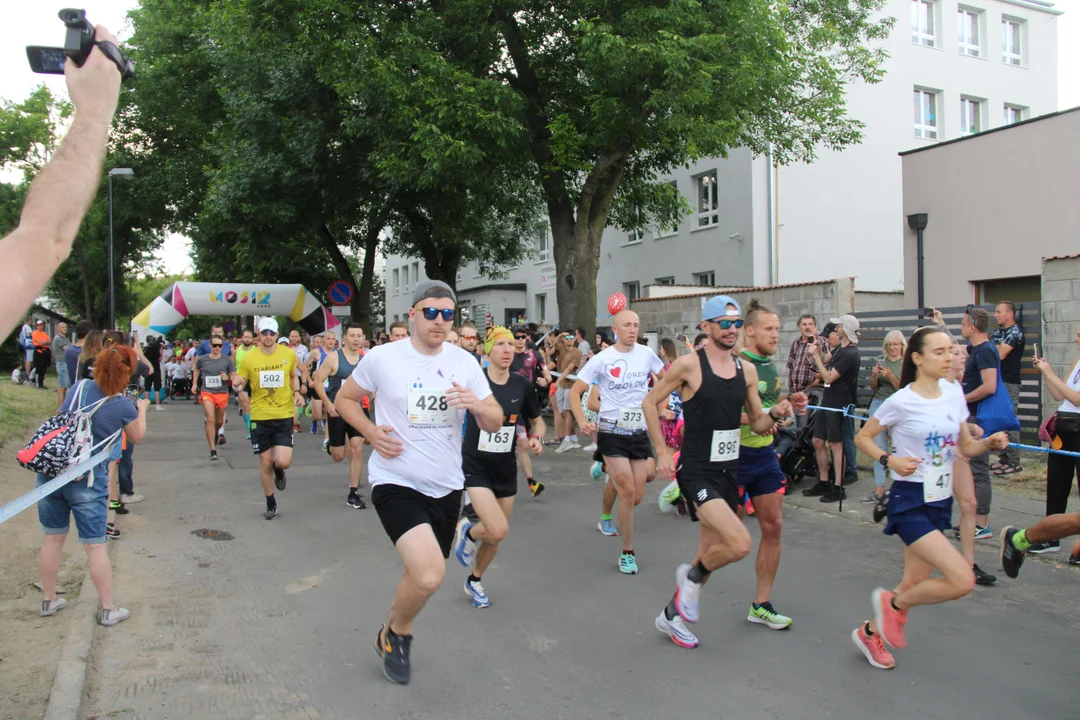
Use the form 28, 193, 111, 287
108, 168, 135, 330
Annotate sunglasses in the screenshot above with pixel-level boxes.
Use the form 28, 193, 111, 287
421, 307, 456, 322
710, 319, 744, 329
460, 334, 478, 340
514, 334, 528, 340
211, 343, 223, 348
260, 330, 277, 337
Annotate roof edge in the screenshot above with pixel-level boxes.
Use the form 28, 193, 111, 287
899, 106, 1080, 157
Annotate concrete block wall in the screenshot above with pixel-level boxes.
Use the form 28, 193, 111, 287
632, 278, 855, 388
1040, 256, 1080, 420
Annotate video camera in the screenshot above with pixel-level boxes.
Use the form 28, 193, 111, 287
26, 9, 134, 80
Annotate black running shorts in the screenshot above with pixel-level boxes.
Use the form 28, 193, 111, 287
327, 415, 362, 447
250, 418, 294, 455
372, 483, 462, 558
464, 467, 518, 499
597, 431, 653, 461
677, 467, 741, 518
812, 409, 845, 443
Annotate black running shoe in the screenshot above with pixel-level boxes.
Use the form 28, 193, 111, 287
973, 563, 997, 586
274, 467, 286, 491
263, 506, 277, 520
1027, 540, 1060, 554
374, 625, 412, 685
820, 485, 845, 503
347, 490, 367, 509
529, 480, 545, 498
109, 500, 129, 515
802, 481, 829, 497
210, 450, 218, 461
999, 526, 1026, 579
872, 491, 890, 524
1069, 552, 1080, 567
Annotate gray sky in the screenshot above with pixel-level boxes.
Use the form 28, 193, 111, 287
4, 1, 1078, 275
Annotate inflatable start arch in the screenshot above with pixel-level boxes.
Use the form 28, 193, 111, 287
130, 282, 342, 339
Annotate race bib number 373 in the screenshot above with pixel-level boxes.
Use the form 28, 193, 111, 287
617, 406, 645, 431
259, 369, 284, 389
408, 386, 452, 425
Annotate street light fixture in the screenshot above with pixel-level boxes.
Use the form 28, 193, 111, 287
108, 168, 135, 330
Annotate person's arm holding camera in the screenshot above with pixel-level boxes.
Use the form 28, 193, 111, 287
0, 25, 122, 340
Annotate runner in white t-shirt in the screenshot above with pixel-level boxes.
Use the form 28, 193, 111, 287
851, 327, 1008, 670
569, 310, 666, 575
335, 280, 502, 687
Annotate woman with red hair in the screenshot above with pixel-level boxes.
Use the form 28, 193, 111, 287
36, 345, 148, 627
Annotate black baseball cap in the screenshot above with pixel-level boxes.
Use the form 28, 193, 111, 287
411, 280, 457, 307
821, 322, 838, 336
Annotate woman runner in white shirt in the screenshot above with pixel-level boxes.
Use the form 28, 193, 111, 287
851, 327, 1008, 670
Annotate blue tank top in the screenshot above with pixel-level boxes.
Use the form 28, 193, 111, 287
327, 349, 361, 401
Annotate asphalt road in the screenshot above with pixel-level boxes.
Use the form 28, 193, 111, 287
82, 402, 1080, 720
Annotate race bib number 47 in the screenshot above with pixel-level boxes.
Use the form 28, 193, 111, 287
478, 426, 514, 453
408, 387, 452, 425
710, 429, 740, 463
259, 369, 284, 389
923, 462, 953, 503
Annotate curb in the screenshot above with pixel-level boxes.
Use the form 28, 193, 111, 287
43, 558, 97, 720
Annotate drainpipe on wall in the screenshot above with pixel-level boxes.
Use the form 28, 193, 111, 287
766, 146, 777, 285
907, 213, 929, 310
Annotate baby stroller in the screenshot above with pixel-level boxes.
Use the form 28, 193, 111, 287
779, 409, 819, 487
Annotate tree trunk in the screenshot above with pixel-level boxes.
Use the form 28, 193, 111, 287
353, 222, 382, 333
73, 237, 94, 322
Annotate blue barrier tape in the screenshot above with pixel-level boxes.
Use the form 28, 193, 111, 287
0, 435, 121, 526
807, 404, 1080, 459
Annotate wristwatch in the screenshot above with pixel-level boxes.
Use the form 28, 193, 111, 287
878, 453, 890, 468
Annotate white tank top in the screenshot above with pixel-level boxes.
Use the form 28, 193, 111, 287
1059, 359, 1080, 413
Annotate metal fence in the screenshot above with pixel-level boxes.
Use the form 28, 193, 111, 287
853, 303, 1042, 444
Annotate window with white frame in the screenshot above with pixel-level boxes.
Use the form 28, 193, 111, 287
535, 294, 546, 323
1003, 104, 1027, 125
957, 8, 980, 57
392, 268, 400, 295
456, 268, 462, 283
694, 171, 719, 228
626, 227, 646, 244
411, 262, 420, 287
911, 0, 936, 47
536, 228, 551, 262
1002, 18, 1023, 66
402, 264, 410, 291
913, 88, 939, 139
960, 96, 983, 135
623, 281, 641, 302
693, 271, 715, 287
655, 276, 675, 285
657, 181, 680, 237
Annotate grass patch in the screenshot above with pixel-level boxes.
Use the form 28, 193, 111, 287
0, 383, 57, 451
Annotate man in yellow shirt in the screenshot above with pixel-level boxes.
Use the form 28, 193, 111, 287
233, 317, 302, 520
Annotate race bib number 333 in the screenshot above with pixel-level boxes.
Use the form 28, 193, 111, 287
203, 375, 222, 389
408, 387, 452, 425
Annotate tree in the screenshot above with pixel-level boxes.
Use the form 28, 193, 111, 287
305, 0, 892, 335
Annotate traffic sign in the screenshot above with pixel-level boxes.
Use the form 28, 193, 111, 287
328, 281, 354, 306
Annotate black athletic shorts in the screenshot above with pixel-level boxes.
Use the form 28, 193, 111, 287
371, 483, 462, 558
812, 409, 845, 443
464, 467, 517, 499
677, 467, 741, 518
250, 418, 294, 455
597, 431, 654, 461
327, 415, 362, 447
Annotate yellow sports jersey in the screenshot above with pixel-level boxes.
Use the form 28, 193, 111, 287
238, 345, 297, 421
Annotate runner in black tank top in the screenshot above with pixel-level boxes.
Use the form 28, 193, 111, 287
313, 323, 369, 509
642, 295, 806, 649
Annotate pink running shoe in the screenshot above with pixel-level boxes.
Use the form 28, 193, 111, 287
872, 588, 909, 649
851, 624, 896, 669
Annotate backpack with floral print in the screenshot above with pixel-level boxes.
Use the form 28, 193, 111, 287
17, 380, 112, 478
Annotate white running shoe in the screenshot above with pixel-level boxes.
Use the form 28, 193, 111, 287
655, 611, 698, 648
555, 437, 574, 453
40, 598, 68, 617
119, 493, 144, 504
582, 442, 598, 453
676, 563, 701, 623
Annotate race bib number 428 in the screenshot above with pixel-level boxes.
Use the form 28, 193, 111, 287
408, 387, 452, 425
259, 369, 284, 389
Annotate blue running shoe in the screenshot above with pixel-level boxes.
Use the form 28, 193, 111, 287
589, 461, 606, 482
454, 519, 478, 567
464, 577, 491, 608
619, 552, 638, 575
598, 518, 619, 536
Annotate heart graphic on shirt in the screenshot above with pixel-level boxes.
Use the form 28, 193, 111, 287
606, 360, 627, 380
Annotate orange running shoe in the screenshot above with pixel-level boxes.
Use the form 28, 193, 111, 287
872, 588, 909, 648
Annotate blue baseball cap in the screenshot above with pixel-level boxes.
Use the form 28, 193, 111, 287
702, 295, 741, 322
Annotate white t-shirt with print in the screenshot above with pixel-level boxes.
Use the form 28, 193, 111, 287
577, 343, 665, 423
351, 339, 493, 497
874, 379, 970, 486
291, 344, 310, 365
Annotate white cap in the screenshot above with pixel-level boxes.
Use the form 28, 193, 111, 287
277, 338, 289, 345
257, 317, 279, 334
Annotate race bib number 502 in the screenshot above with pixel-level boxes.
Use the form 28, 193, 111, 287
259, 369, 284, 389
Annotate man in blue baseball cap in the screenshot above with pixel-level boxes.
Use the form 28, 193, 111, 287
641, 295, 805, 648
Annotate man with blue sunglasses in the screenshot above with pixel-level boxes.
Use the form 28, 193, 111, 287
335, 280, 504, 686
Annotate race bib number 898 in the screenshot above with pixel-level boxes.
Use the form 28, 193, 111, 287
259, 369, 284, 389
710, 429, 740, 463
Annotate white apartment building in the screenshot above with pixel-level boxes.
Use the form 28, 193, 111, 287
384, 0, 1061, 328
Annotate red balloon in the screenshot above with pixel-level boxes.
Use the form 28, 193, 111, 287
607, 292, 627, 315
